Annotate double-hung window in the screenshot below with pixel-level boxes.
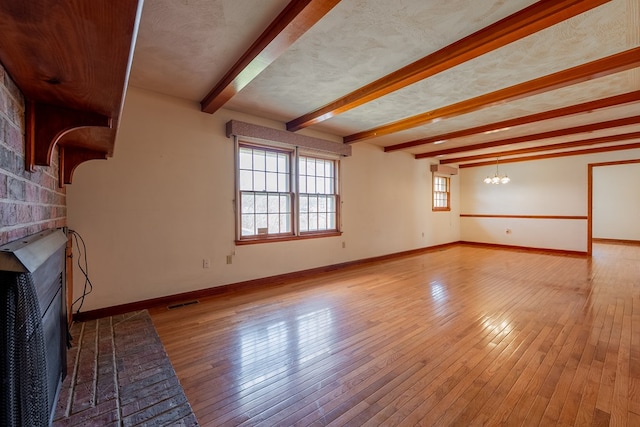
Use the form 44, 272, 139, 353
237, 142, 340, 243
432, 175, 450, 211
299, 156, 337, 233
239, 145, 293, 237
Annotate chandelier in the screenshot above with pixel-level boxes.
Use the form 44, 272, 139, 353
483, 158, 510, 184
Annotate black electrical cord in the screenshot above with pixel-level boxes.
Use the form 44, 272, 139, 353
69, 229, 93, 315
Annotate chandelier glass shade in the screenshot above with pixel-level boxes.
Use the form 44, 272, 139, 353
483, 158, 510, 184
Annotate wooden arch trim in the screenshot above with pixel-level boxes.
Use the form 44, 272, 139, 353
345, 47, 640, 144
200, 0, 341, 114
59, 146, 108, 186
286, 0, 610, 131
25, 101, 111, 171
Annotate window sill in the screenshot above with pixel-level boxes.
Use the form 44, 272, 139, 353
236, 231, 342, 245
432, 208, 451, 212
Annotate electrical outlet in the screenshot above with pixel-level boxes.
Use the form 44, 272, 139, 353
226, 255, 233, 264
342, 241, 346, 249
203, 258, 210, 268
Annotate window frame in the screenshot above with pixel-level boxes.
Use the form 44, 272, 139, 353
432, 174, 451, 212
235, 138, 341, 244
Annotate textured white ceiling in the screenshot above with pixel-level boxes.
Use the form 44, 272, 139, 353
129, 0, 640, 162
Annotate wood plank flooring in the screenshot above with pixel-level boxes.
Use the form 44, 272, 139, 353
149, 243, 640, 426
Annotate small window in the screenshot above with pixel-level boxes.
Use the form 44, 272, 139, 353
432, 175, 450, 211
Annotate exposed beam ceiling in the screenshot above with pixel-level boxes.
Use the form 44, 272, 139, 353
415, 115, 640, 158
131, 0, 640, 166
345, 47, 640, 144
200, 0, 340, 114
285, 0, 610, 132
384, 91, 640, 152
440, 131, 640, 164
458, 142, 640, 168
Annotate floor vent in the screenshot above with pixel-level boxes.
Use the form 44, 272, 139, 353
167, 300, 199, 310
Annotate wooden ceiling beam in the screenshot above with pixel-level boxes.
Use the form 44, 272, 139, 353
414, 114, 640, 159
439, 131, 640, 164
345, 47, 640, 144
384, 91, 640, 152
457, 142, 640, 168
286, 0, 610, 132
200, 0, 340, 114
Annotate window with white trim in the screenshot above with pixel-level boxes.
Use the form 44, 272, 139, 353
432, 175, 450, 211
236, 142, 340, 242
299, 156, 337, 233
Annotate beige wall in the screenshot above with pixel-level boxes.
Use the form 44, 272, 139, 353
459, 149, 640, 252
593, 162, 640, 241
67, 87, 460, 312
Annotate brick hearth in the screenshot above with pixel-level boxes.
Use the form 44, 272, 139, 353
53, 310, 198, 426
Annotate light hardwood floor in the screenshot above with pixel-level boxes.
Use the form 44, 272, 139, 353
149, 243, 640, 426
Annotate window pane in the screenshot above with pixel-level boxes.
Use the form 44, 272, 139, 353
308, 213, 318, 231
317, 160, 325, 177
299, 213, 308, 232
278, 173, 288, 192
266, 151, 277, 172
239, 170, 253, 191
278, 153, 288, 173
307, 158, 315, 176
255, 194, 268, 213
325, 177, 334, 194
241, 214, 255, 236
239, 148, 253, 169
299, 157, 306, 174
266, 172, 278, 191
280, 214, 291, 232
327, 196, 335, 212
317, 177, 325, 194
318, 196, 327, 213
268, 214, 280, 233
280, 195, 290, 213
254, 171, 266, 191
308, 196, 318, 213
256, 213, 268, 230
268, 194, 279, 213
300, 195, 308, 213
318, 212, 327, 230
325, 162, 333, 177
308, 178, 316, 193
327, 213, 336, 229
241, 193, 254, 213
299, 175, 307, 193
253, 151, 265, 171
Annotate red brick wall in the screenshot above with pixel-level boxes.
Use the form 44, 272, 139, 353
0, 62, 66, 245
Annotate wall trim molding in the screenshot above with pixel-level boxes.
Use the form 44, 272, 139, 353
74, 241, 457, 322
73, 239, 607, 322
592, 238, 640, 246
458, 241, 588, 256
460, 214, 588, 220
74, 239, 604, 321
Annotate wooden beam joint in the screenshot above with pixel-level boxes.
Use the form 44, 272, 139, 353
25, 100, 111, 172
59, 146, 108, 187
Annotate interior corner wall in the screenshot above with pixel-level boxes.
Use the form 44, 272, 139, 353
593, 162, 640, 241
0, 62, 67, 246
66, 86, 460, 312
459, 149, 640, 252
